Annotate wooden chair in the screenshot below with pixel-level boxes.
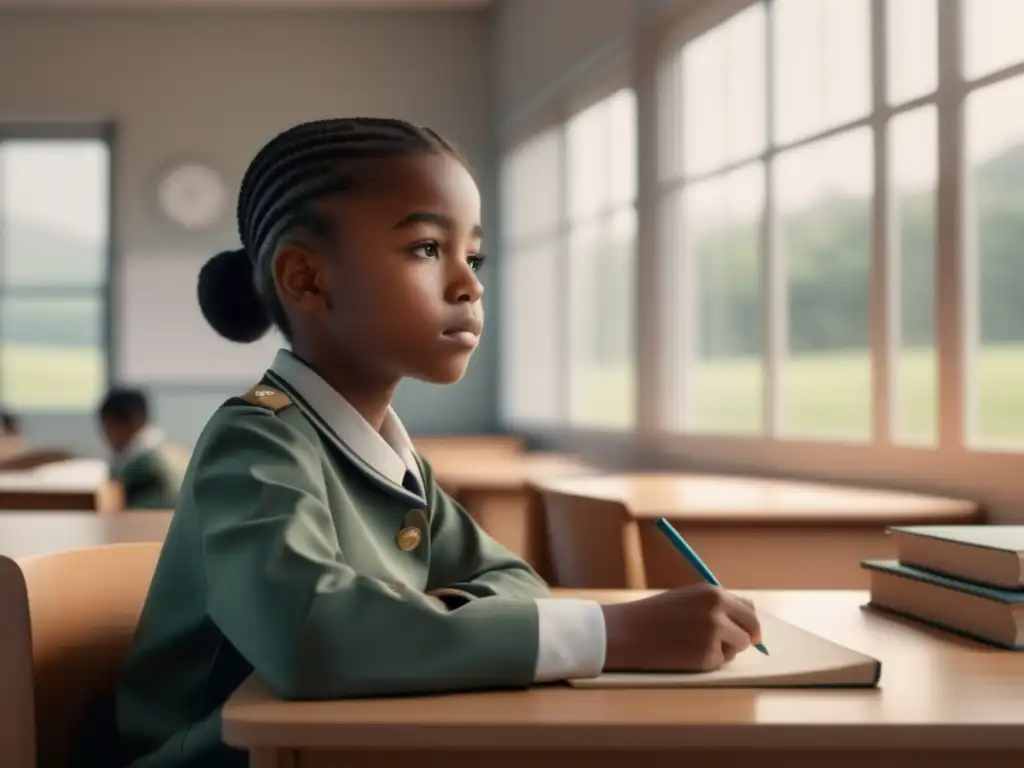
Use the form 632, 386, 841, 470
539, 487, 646, 589
0, 542, 162, 768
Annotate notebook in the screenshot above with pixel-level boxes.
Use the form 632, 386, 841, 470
568, 612, 882, 689
863, 559, 1024, 650
887, 525, 1024, 590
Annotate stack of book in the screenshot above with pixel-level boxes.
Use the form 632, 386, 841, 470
861, 526, 1023, 650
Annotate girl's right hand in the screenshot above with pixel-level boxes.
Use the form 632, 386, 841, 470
599, 583, 762, 672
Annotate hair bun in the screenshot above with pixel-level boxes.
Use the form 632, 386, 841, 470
197, 249, 272, 343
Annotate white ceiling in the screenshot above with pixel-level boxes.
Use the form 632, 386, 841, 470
0, 0, 491, 8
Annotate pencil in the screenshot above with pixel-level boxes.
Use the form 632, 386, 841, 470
655, 517, 769, 656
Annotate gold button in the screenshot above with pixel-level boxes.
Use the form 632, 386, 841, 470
397, 526, 422, 551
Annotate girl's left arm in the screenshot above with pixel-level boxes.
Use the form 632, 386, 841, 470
424, 483, 551, 602
420, 456, 607, 683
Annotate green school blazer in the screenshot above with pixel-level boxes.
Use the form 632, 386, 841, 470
112, 444, 186, 510
114, 380, 547, 768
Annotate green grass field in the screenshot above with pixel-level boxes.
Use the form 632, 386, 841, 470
3, 343, 1022, 448
573, 345, 1024, 447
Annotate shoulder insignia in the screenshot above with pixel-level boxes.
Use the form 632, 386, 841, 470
240, 385, 292, 412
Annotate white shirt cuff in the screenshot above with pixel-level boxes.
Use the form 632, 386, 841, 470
532, 598, 606, 683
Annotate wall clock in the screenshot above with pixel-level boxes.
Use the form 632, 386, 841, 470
156, 161, 229, 232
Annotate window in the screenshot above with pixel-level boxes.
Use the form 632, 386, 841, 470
774, 126, 874, 441
962, 0, 1024, 81
500, 129, 563, 424
963, 34, 1024, 449
890, 105, 938, 445
565, 89, 637, 429
500, 0, 1023, 479
664, 3, 767, 436
657, 0, 1024, 453
500, 88, 638, 430
0, 133, 111, 411
659, 0, 927, 444
772, 0, 870, 145
887, 0, 939, 446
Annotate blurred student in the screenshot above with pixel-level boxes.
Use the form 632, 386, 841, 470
97, 388, 186, 509
0, 408, 27, 465
0, 409, 21, 437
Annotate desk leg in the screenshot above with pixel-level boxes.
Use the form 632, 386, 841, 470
249, 748, 295, 768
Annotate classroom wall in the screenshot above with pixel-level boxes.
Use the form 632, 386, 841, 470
0, 7, 500, 455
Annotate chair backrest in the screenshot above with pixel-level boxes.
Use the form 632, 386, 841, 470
540, 488, 647, 589
0, 543, 162, 768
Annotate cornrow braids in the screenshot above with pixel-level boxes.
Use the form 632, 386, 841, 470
197, 117, 465, 344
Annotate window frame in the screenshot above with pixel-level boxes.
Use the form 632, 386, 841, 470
500, 0, 1024, 517
648, 0, 1024, 455
0, 120, 116, 414
643, 0, 1023, 503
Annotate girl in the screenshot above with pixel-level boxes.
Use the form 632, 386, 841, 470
115, 117, 760, 768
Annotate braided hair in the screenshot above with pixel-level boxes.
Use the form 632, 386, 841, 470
197, 117, 465, 343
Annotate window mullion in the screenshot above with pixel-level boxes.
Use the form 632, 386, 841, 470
763, 0, 781, 437
557, 122, 573, 424
663, 53, 687, 431
634, 44, 663, 434
935, 0, 968, 451
870, 0, 894, 446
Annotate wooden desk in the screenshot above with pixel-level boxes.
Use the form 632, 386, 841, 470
0, 511, 172, 558
0, 447, 74, 471
413, 435, 525, 462
430, 452, 597, 582
536, 473, 983, 590
222, 589, 1024, 768
0, 459, 117, 512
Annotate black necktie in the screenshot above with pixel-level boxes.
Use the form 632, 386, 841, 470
401, 470, 422, 498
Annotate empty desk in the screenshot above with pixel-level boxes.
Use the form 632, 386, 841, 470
0, 459, 117, 512
535, 473, 982, 589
